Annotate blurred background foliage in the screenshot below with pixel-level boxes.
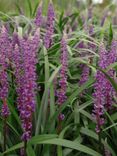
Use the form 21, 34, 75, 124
0, 0, 116, 15
0, 0, 116, 37
0, 0, 116, 35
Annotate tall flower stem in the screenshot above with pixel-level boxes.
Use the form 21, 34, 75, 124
24, 141, 27, 156
3, 118, 7, 153
98, 132, 102, 152
57, 120, 62, 134
98, 131, 104, 155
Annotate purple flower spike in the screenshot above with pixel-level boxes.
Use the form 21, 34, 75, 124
92, 44, 107, 133
108, 40, 117, 67
13, 29, 40, 141
105, 40, 117, 110
44, 0, 55, 49
0, 26, 10, 118
34, 1, 43, 27
57, 33, 68, 106
92, 41, 117, 133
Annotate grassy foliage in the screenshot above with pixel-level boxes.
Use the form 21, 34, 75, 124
0, 0, 117, 156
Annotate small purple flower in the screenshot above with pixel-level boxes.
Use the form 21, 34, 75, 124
1, 99, 10, 118
44, 0, 55, 49
0, 26, 12, 62
58, 113, 65, 121
34, 1, 43, 27
77, 41, 84, 49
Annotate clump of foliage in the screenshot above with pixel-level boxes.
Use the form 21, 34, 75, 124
0, 0, 117, 156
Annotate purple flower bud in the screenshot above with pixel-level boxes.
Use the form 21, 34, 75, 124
0, 26, 12, 62
21, 131, 31, 141
58, 113, 65, 121
77, 41, 84, 49
1, 99, 10, 118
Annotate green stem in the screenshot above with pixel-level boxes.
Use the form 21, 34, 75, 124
98, 132, 102, 153
3, 118, 6, 151
3, 118, 7, 156
24, 141, 27, 156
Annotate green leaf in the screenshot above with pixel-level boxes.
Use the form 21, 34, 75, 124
49, 84, 56, 132
3, 135, 58, 155
30, 138, 102, 156
80, 128, 116, 156
41, 46, 50, 129
103, 123, 117, 132
33, 1, 39, 17
80, 110, 93, 121
111, 112, 117, 121
3, 143, 23, 155
105, 111, 117, 132
35, 65, 61, 135
27, 0, 32, 17
78, 100, 93, 111
8, 99, 21, 126
54, 78, 94, 120
109, 23, 113, 45
27, 144, 36, 156
29, 134, 58, 144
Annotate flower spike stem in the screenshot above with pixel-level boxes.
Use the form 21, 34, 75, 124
3, 118, 7, 156
98, 132, 103, 154
24, 141, 27, 156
